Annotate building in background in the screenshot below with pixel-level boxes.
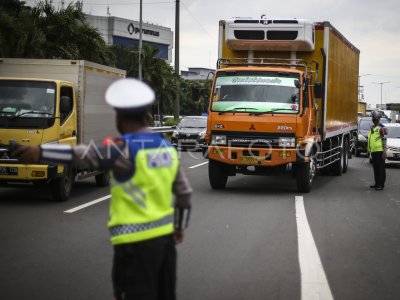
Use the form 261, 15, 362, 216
181, 67, 214, 81
86, 15, 173, 62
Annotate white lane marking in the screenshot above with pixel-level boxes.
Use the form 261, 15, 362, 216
65, 160, 208, 213
64, 195, 111, 213
295, 196, 334, 300
189, 161, 209, 169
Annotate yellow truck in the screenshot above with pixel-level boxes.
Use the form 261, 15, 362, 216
0, 59, 125, 201
205, 18, 359, 192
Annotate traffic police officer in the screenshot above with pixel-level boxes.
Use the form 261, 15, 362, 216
12, 78, 193, 300
368, 110, 387, 190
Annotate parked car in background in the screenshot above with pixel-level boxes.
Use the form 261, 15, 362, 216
385, 123, 400, 164
355, 117, 389, 157
171, 116, 207, 150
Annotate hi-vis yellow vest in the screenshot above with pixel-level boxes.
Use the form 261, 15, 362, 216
108, 133, 179, 245
368, 125, 384, 153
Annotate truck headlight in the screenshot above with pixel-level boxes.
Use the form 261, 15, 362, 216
211, 135, 227, 145
172, 130, 178, 138
358, 134, 367, 142
199, 131, 206, 138
279, 137, 295, 147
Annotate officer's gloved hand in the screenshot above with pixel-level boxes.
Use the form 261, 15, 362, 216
174, 229, 184, 245
11, 145, 41, 164
8, 141, 22, 153
382, 152, 387, 160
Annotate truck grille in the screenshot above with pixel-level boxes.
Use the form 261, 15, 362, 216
211, 131, 295, 148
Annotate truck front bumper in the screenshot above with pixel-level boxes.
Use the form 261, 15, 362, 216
0, 164, 58, 182
207, 146, 305, 166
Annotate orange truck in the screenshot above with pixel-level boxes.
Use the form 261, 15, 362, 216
205, 18, 359, 192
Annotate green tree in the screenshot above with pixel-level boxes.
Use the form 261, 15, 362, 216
111, 44, 180, 117
180, 79, 212, 115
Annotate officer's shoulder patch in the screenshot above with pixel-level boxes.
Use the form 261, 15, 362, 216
147, 151, 173, 168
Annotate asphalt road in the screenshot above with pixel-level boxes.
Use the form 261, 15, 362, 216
1, 153, 400, 300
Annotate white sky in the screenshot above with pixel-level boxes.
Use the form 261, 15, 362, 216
25, 0, 400, 106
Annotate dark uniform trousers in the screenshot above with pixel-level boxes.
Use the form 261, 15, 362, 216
371, 151, 386, 188
112, 234, 176, 300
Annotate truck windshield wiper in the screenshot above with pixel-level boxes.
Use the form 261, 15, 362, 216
252, 108, 297, 115
218, 107, 259, 114
10, 111, 52, 120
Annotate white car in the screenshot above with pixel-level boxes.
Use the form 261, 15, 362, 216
385, 123, 400, 164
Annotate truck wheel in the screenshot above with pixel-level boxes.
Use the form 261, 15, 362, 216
342, 139, 349, 173
331, 146, 343, 176
208, 159, 228, 189
95, 172, 110, 187
291, 163, 297, 178
348, 141, 353, 159
51, 166, 74, 202
296, 159, 315, 193
355, 147, 361, 157
320, 165, 331, 176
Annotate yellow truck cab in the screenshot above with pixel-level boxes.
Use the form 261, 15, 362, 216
0, 59, 126, 201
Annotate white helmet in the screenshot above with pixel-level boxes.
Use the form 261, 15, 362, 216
105, 78, 155, 111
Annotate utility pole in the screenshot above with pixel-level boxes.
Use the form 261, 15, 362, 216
373, 81, 390, 107
174, 0, 180, 120
358, 74, 371, 101
138, 0, 143, 80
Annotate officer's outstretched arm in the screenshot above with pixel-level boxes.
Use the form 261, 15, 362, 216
13, 143, 132, 174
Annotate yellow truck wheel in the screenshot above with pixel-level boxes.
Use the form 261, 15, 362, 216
51, 167, 74, 202
95, 172, 110, 187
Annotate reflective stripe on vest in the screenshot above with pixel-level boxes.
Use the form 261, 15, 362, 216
109, 214, 173, 237
368, 126, 384, 152
112, 179, 146, 208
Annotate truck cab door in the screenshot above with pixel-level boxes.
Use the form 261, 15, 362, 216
58, 85, 77, 146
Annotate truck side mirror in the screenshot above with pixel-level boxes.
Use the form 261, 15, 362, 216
192, 87, 201, 102
60, 96, 72, 114
313, 82, 322, 99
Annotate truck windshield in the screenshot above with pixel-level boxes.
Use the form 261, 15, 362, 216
0, 80, 56, 118
211, 72, 300, 114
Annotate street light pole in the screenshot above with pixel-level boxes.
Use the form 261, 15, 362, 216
174, 0, 180, 120
358, 74, 371, 101
138, 0, 143, 80
373, 81, 390, 107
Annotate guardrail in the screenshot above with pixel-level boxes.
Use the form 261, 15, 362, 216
150, 126, 175, 133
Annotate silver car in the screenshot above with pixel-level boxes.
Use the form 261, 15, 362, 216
385, 123, 400, 164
